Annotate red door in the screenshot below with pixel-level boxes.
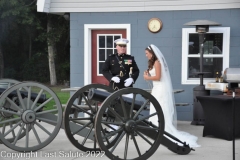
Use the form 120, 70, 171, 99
92, 30, 126, 84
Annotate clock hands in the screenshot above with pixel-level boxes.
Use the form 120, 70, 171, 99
148, 18, 162, 33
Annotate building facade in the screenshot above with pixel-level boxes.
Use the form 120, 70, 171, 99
37, 0, 240, 120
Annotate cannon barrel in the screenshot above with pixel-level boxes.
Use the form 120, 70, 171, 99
88, 89, 146, 111
0, 87, 47, 103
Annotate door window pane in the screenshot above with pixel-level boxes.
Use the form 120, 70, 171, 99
99, 49, 105, 61
99, 36, 105, 48
107, 36, 113, 48
114, 35, 121, 40
99, 62, 104, 74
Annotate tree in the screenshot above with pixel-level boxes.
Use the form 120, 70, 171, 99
47, 16, 57, 85
0, 0, 42, 79
0, 0, 70, 83
45, 14, 69, 85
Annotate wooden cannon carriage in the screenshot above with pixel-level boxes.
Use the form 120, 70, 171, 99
0, 80, 194, 160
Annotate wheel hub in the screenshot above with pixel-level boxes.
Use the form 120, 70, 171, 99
21, 110, 36, 124
125, 120, 136, 133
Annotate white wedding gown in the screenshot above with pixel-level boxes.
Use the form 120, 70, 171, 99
149, 67, 200, 148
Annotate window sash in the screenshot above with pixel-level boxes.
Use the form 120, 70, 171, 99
182, 27, 230, 85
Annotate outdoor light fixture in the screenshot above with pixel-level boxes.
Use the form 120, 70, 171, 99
185, 20, 220, 33
196, 25, 209, 33
184, 20, 221, 125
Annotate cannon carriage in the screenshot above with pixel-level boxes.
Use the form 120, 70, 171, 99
0, 80, 194, 159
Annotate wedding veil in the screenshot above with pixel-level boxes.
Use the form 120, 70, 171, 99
149, 44, 177, 128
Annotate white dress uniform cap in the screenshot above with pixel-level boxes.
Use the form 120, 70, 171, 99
114, 38, 129, 45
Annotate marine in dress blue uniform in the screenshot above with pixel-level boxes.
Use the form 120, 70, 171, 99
102, 38, 139, 90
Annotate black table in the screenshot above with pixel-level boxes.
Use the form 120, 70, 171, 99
197, 95, 240, 141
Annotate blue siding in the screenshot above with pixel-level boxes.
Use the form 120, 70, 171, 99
70, 9, 240, 121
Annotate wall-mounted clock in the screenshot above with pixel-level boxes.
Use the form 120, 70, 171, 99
148, 18, 163, 33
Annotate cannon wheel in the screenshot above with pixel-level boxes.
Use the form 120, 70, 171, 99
0, 79, 28, 144
0, 82, 62, 152
0, 79, 21, 88
64, 84, 121, 152
95, 88, 165, 160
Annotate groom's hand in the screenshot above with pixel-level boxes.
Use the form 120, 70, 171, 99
111, 77, 120, 83
124, 78, 133, 87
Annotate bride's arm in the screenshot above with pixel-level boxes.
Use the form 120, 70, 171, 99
153, 61, 161, 80
144, 60, 161, 81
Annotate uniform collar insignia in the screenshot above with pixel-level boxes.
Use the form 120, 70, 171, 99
118, 53, 125, 57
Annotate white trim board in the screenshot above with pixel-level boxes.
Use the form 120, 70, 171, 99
84, 24, 131, 85
37, 0, 240, 13
37, 0, 51, 12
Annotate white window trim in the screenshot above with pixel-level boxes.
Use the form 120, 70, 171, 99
84, 24, 131, 85
182, 27, 230, 85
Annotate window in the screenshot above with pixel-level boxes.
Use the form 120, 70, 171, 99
182, 27, 230, 85
97, 34, 121, 75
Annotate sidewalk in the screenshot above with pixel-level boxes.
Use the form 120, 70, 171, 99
0, 121, 239, 160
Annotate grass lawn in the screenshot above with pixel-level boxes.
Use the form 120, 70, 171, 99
31, 85, 71, 110
49, 85, 70, 104
46, 85, 70, 110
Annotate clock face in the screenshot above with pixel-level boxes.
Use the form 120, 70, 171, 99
148, 18, 162, 33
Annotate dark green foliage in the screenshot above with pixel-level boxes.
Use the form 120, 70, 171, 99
0, 0, 70, 83
21, 52, 50, 82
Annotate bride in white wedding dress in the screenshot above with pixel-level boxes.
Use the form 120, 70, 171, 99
143, 44, 200, 148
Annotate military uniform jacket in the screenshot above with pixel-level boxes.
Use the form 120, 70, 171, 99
102, 53, 139, 89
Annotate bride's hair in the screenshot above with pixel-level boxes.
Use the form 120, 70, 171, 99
145, 46, 158, 70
